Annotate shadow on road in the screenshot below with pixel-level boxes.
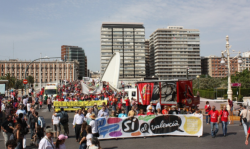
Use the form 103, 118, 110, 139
102, 147, 118, 149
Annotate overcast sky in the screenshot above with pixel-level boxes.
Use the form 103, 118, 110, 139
0, 0, 249, 71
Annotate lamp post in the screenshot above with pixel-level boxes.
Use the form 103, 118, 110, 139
220, 35, 242, 101
24, 56, 61, 95
196, 75, 200, 89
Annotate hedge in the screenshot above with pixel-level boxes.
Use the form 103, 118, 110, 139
193, 89, 216, 99
194, 88, 250, 99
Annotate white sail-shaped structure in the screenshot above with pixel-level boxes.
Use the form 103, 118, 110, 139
101, 52, 120, 91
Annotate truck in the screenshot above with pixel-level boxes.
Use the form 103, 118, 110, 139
124, 79, 199, 109
44, 83, 58, 98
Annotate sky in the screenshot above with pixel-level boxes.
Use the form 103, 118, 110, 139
0, 0, 250, 71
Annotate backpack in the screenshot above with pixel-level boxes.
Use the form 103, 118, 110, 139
37, 116, 46, 128
60, 112, 69, 124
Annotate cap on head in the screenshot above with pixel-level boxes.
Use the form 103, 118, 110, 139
58, 134, 68, 140
90, 113, 96, 119
46, 128, 56, 134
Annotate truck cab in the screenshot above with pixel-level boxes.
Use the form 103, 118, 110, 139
44, 83, 58, 98
123, 88, 137, 103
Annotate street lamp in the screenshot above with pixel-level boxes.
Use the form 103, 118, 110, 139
196, 75, 200, 89
220, 35, 243, 101
24, 56, 61, 95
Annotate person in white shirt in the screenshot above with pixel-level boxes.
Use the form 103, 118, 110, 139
52, 111, 61, 138
86, 108, 94, 119
98, 106, 109, 118
38, 128, 56, 149
23, 96, 28, 112
1, 101, 6, 112
147, 102, 155, 112
156, 100, 161, 111
86, 125, 93, 147
89, 114, 99, 137
28, 88, 32, 96
27, 98, 32, 117
72, 110, 85, 142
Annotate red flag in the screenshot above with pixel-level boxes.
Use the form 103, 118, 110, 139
138, 83, 154, 105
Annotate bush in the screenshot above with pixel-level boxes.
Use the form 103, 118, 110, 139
195, 88, 250, 98
232, 95, 237, 101
223, 94, 227, 99
193, 89, 215, 99
238, 95, 243, 102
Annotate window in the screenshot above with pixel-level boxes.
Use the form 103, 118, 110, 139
132, 91, 136, 97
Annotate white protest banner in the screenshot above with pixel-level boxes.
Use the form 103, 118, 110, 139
96, 114, 203, 139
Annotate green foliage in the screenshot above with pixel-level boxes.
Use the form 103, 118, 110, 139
223, 94, 227, 99
15, 79, 24, 89
193, 89, 216, 99
232, 95, 237, 101
0, 73, 16, 88
27, 75, 34, 87
230, 69, 250, 88
193, 77, 223, 90
199, 74, 212, 78
238, 95, 243, 102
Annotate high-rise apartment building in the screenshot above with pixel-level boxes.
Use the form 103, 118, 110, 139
101, 23, 145, 78
145, 39, 150, 77
149, 26, 201, 79
61, 45, 87, 77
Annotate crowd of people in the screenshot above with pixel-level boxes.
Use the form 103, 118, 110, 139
0, 80, 104, 149
2, 79, 250, 148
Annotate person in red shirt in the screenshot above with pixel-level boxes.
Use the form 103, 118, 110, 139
117, 101, 122, 110
162, 106, 168, 115
125, 97, 130, 115
112, 97, 118, 111
245, 127, 250, 145
205, 101, 211, 124
220, 105, 230, 137
138, 109, 145, 116
147, 107, 154, 115
205, 106, 220, 138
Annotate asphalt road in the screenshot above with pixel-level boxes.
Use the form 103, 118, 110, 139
0, 107, 249, 149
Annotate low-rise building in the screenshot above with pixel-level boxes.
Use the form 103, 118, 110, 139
0, 59, 79, 83
201, 55, 238, 78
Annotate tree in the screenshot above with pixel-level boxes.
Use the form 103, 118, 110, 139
230, 69, 250, 88
193, 77, 223, 89
15, 79, 24, 89
27, 75, 34, 87
0, 73, 16, 88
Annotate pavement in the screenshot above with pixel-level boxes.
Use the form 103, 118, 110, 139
0, 107, 249, 149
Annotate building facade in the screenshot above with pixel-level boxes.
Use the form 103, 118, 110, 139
238, 57, 250, 72
0, 59, 79, 83
149, 26, 201, 79
100, 23, 146, 78
145, 39, 150, 77
201, 55, 238, 78
61, 45, 87, 77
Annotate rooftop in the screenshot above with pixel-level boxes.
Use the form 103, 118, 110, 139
102, 22, 144, 28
